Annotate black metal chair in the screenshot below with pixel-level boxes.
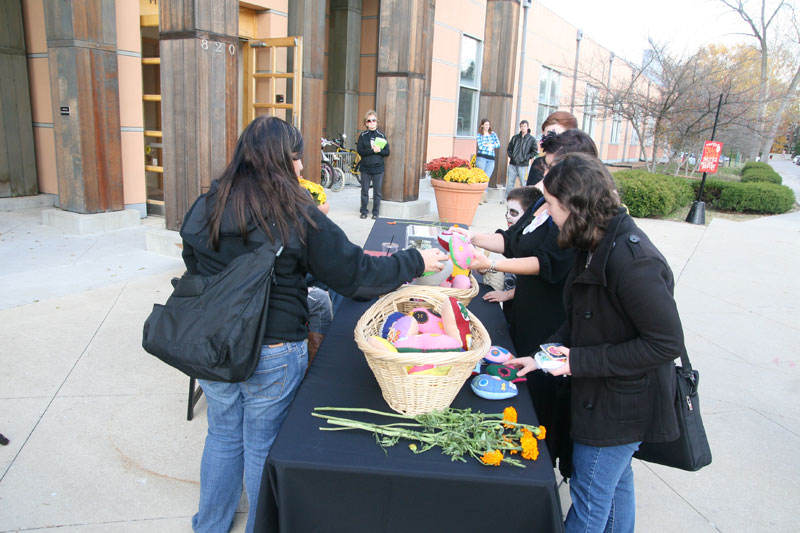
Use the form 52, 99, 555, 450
187, 377, 204, 421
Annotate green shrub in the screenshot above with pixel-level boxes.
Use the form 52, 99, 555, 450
613, 170, 693, 218
717, 182, 795, 214
741, 167, 782, 184
689, 178, 726, 204
741, 161, 772, 174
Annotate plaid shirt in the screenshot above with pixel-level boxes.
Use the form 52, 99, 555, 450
476, 132, 501, 157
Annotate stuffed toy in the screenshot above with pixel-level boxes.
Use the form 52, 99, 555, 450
405, 364, 452, 376
411, 259, 453, 286
368, 336, 398, 352
448, 232, 476, 278
440, 296, 472, 350
386, 314, 418, 343
485, 364, 527, 383
380, 311, 407, 339
470, 374, 519, 400
394, 333, 463, 352
410, 307, 445, 334
483, 345, 513, 364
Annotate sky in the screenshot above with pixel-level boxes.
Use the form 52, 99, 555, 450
535, 0, 761, 64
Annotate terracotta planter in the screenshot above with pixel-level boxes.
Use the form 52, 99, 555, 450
430, 179, 488, 225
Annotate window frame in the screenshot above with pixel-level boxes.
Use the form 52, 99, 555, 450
581, 84, 599, 137
456, 33, 483, 138
536, 65, 561, 131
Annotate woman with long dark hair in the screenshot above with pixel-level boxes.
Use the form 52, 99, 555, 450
509, 153, 683, 532
180, 116, 446, 532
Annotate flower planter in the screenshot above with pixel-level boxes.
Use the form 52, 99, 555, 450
431, 179, 488, 226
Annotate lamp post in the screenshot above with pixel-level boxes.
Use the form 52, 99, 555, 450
686, 93, 724, 225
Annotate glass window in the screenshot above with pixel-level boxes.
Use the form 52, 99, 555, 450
610, 103, 622, 144
536, 66, 561, 130
457, 35, 482, 136
582, 84, 598, 137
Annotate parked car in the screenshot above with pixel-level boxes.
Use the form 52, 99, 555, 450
793, 155, 800, 165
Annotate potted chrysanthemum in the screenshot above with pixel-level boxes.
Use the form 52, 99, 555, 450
425, 156, 489, 225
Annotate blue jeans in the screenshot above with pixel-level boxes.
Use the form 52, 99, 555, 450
475, 156, 495, 178
506, 165, 528, 196
565, 441, 641, 533
307, 287, 333, 334
193, 340, 308, 533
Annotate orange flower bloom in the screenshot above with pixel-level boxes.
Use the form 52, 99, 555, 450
537, 425, 546, 440
481, 449, 504, 466
502, 407, 518, 428
521, 431, 539, 461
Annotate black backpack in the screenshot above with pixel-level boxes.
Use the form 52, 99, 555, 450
142, 240, 283, 382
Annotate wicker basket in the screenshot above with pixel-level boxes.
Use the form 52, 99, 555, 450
408, 272, 480, 306
354, 285, 490, 415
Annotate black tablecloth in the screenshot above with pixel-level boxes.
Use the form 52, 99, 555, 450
254, 219, 564, 533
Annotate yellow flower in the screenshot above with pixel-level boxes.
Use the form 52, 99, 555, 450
480, 449, 504, 466
537, 425, 546, 440
521, 430, 539, 461
298, 177, 327, 206
502, 406, 518, 429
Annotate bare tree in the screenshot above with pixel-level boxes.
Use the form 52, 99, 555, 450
720, 0, 799, 158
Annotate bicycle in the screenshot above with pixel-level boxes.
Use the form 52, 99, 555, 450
330, 133, 361, 191
320, 139, 345, 190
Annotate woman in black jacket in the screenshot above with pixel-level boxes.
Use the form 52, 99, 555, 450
181, 116, 445, 533
509, 153, 682, 533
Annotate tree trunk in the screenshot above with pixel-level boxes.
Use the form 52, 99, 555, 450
759, 63, 800, 158
752, 38, 769, 159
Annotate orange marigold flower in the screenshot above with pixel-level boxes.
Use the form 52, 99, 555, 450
502, 407, 518, 428
521, 432, 539, 461
537, 425, 546, 440
481, 449, 504, 466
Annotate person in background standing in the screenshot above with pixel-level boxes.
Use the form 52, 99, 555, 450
475, 118, 501, 179
506, 120, 538, 198
357, 110, 390, 220
527, 111, 579, 186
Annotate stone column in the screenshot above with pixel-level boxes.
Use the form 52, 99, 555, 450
0, 0, 38, 198
376, 0, 435, 204
326, 0, 361, 143
478, 0, 520, 189
44, 0, 123, 213
159, 0, 239, 230
288, 0, 325, 182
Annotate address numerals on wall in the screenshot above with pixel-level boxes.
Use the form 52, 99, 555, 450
200, 39, 236, 56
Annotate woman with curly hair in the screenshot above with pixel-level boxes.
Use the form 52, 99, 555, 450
509, 153, 684, 533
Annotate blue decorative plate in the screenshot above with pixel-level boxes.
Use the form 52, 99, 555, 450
470, 374, 518, 400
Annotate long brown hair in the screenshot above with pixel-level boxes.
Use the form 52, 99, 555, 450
543, 153, 620, 251
206, 116, 316, 250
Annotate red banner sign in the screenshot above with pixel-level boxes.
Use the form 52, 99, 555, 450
698, 141, 724, 173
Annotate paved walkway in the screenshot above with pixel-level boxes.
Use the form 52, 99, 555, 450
1, 161, 798, 531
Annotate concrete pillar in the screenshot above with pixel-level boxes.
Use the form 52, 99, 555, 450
159, 0, 238, 230
478, 0, 520, 188
43, 0, 123, 213
326, 0, 362, 143
288, 0, 325, 183
376, 0, 435, 202
1, 0, 38, 198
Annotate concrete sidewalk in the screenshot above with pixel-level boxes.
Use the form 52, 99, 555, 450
1, 162, 799, 532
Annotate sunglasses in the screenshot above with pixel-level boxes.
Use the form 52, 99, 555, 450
366, 118, 377, 123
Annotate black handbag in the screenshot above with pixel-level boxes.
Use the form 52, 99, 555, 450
142, 240, 283, 383
634, 349, 712, 471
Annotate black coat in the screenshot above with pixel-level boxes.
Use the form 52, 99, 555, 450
181, 182, 423, 344
356, 129, 390, 173
548, 211, 681, 447
507, 132, 538, 166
